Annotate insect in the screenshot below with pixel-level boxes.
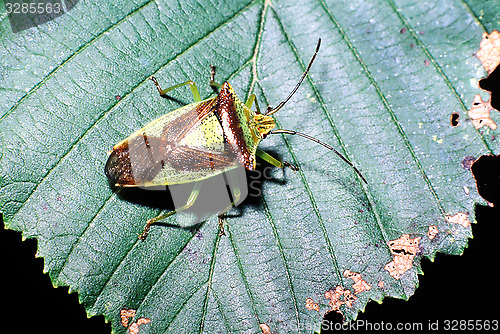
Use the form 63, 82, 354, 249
105, 39, 366, 240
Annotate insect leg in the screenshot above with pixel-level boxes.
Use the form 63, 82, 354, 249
256, 149, 299, 171
149, 76, 202, 102
138, 181, 203, 240
209, 65, 222, 92
217, 170, 244, 236
245, 94, 262, 114
217, 215, 226, 236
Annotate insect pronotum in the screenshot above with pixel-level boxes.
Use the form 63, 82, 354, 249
105, 39, 367, 240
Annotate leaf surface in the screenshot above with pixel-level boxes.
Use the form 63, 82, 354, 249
1, 0, 498, 333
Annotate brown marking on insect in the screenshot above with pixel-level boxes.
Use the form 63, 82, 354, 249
209, 152, 214, 170
427, 225, 439, 240
142, 133, 151, 149
106, 141, 137, 185
445, 212, 471, 228
468, 94, 497, 130
105, 133, 237, 186
343, 269, 372, 294
215, 82, 256, 170
305, 297, 320, 312
253, 113, 277, 139
384, 234, 421, 279
105, 136, 170, 185
476, 30, 500, 74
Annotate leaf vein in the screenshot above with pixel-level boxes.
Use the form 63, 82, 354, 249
0, 0, 158, 123
260, 195, 301, 330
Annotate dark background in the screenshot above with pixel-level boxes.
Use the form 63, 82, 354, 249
1, 68, 499, 333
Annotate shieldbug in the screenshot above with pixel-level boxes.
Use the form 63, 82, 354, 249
105, 39, 366, 240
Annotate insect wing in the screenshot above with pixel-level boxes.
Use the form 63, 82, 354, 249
162, 98, 218, 143
106, 97, 245, 186
167, 145, 238, 171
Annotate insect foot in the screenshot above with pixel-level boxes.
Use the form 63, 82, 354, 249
283, 161, 299, 172
138, 219, 154, 241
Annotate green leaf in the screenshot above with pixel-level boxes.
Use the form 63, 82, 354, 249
1, 0, 498, 333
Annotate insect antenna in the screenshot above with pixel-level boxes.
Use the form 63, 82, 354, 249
270, 129, 368, 184
266, 38, 322, 116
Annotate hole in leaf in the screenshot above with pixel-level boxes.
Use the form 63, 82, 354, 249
479, 64, 499, 110
472, 155, 500, 205
450, 113, 460, 126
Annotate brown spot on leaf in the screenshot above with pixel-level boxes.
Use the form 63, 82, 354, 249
424, 59, 430, 66
400, 27, 407, 34
461, 156, 476, 170
325, 286, 357, 314
129, 318, 151, 334
468, 94, 497, 130
259, 323, 271, 334
476, 30, 500, 74
305, 298, 320, 312
325, 286, 344, 313
343, 290, 356, 308
120, 308, 150, 334
427, 225, 439, 240
384, 234, 421, 279
120, 308, 136, 327
343, 270, 372, 294
445, 212, 471, 228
